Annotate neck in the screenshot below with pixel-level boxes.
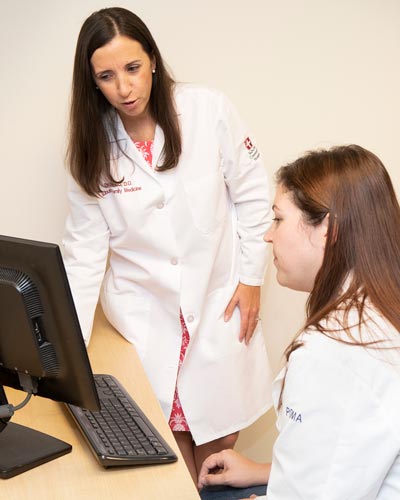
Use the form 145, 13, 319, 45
120, 113, 156, 142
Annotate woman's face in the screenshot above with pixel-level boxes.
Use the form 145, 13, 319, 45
91, 35, 155, 126
264, 184, 327, 293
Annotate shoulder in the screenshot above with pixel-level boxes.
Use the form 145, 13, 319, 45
174, 82, 225, 100
288, 311, 400, 400
280, 328, 399, 410
173, 82, 233, 114
315, 304, 400, 354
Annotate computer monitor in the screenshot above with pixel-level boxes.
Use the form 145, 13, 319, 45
0, 234, 100, 479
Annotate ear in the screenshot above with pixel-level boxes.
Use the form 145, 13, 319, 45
318, 213, 330, 249
320, 212, 338, 248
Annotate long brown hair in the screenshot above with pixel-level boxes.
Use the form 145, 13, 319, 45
278, 145, 400, 360
67, 7, 181, 196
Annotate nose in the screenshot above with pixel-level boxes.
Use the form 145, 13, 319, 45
117, 74, 132, 97
264, 226, 273, 243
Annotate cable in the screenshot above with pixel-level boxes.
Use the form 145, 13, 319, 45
0, 392, 32, 419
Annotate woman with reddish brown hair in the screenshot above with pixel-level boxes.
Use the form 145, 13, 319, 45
199, 144, 400, 500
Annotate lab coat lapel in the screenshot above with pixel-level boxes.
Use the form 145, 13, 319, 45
113, 115, 165, 180
152, 125, 165, 169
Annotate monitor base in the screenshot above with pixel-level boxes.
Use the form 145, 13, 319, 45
0, 421, 72, 479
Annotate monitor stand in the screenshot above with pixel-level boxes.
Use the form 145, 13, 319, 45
0, 421, 72, 479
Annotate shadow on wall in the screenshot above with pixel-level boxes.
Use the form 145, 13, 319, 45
235, 408, 278, 463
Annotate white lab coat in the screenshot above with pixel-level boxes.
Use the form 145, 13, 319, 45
260, 305, 400, 499
63, 84, 273, 445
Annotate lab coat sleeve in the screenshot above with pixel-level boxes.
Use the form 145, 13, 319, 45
62, 176, 110, 345
267, 340, 399, 499
216, 92, 271, 286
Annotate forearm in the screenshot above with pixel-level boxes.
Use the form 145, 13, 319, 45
63, 177, 110, 343
234, 187, 271, 285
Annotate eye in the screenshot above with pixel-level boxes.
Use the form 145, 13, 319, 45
127, 64, 140, 73
98, 72, 112, 81
272, 217, 282, 224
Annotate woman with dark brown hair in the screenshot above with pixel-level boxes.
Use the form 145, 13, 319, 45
199, 145, 400, 499
62, 7, 272, 482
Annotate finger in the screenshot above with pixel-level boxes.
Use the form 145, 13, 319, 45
200, 471, 228, 487
244, 315, 260, 345
224, 296, 238, 322
239, 314, 249, 343
198, 453, 225, 488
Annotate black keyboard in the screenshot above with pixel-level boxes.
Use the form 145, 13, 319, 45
66, 374, 177, 467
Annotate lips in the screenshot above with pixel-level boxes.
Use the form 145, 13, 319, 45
122, 99, 137, 107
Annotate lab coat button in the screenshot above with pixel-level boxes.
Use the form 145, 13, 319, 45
156, 202, 164, 209
170, 257, 178, 265
187, 315, 194, 323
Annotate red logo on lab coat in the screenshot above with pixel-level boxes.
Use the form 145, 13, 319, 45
244, 136, 260, 160
244, 137, 253, 150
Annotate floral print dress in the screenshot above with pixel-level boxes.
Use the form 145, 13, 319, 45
135, 140, 190, 432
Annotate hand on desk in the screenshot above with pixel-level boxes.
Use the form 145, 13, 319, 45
198, 448, 270, 491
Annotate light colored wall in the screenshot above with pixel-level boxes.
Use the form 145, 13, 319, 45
1, 0, 399, 462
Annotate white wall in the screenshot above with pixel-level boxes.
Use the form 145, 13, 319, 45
1, 0, 399, 462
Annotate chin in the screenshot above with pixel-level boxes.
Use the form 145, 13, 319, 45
276, 274, 291, 289
276, 273, 310, 293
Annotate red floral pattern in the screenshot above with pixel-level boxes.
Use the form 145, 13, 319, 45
134, 140, 154, 166
168, 312, 190, 431
135, 140, 190, 432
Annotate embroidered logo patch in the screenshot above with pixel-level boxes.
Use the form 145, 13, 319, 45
244, 136, 260, 160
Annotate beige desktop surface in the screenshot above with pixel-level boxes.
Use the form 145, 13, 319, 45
1, 307, 200, 500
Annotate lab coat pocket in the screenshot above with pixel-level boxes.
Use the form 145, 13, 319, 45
183, 172, 227, 234
100, 291, 151, 360
195, 285, 241, 360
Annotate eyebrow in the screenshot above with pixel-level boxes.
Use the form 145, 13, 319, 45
125, 59, 141, 66
93, 59, 142, 76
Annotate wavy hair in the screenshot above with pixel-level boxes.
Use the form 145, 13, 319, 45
67, 7, 181, 196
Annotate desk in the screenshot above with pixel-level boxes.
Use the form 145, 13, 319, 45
1, 307, 200, 500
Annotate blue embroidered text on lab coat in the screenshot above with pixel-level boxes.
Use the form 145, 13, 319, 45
286, 406, 302, 423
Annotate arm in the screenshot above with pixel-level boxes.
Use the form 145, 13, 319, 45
217, 92, 271, 341
62, 176, 110, 345
198, 449, 270, 490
